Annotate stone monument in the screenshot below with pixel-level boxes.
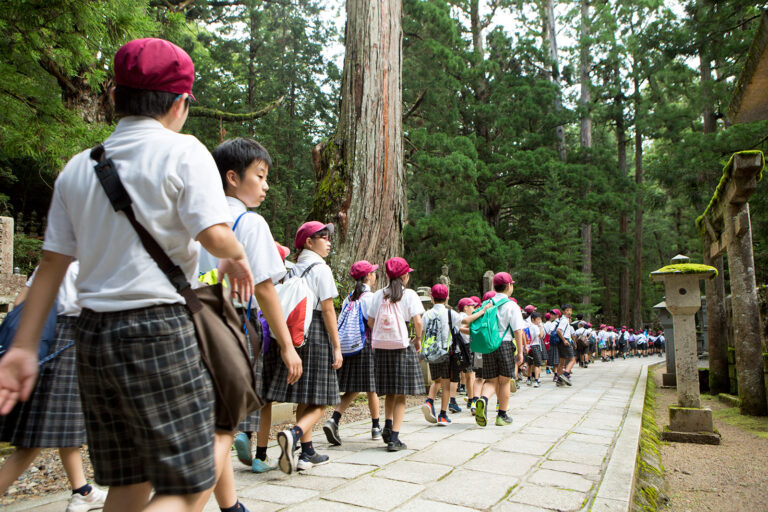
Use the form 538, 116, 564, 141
653, 300, 676, 387
651, 254, 720, 445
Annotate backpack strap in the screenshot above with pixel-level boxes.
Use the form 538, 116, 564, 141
232, 211, 253, 232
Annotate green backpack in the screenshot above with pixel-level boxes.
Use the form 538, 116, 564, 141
469, 297, 512, 354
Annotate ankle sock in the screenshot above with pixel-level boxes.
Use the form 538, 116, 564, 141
244, 431, 253, 440
331, 411, 342, 423
72, 484, 92, 496
384, 419, 393, 430
290, 425, 303, 441
220, 501, 245, 512
372, 418, 380, 429
300, 441, 315, 456
255, 446, 268, 461
440, 410, 447, 416
498, 409, 506, 416
390, 430, 400, 442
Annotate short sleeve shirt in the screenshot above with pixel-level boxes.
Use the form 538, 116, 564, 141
291, 249, 338, 310
27, 261, 81, 317
198, 197, 285, 286
43, 116, 231, 312
555, 317, 573, 341
367, 287, 425, 323
529, 322, 542, 347
493, 293, 526, 341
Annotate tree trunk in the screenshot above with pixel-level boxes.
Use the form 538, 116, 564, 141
311, 0, 405, 282
579, 0, 592, 314
541, 0, 566, 162
616, 77, 630, 326
632, 77, 643, 328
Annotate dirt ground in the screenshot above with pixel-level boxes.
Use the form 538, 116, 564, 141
1, 394, 427, 507
652, 364, 768, 512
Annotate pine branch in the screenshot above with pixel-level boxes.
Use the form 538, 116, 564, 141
189, 96, 284, 121
403, 89, 427, 121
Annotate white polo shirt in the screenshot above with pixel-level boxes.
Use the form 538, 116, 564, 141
555, 317, 573, 341
492, 293, 526, 342
291, 249, 338, 311
27, 261, 81, 317
43, 116, 231, 312
198, 196, 286, 286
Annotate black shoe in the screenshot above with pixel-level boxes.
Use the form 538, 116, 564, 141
387, 440, 407, 451
382, 426, 392, 444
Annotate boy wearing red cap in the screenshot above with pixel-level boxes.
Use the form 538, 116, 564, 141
368, 258, 425, 451
0, 38, 255, 511
462, 272, 525, 427
421, 284, 463, 426
324, 260, 381, 446
271, 221, 342, 474
457, 298, 477, 408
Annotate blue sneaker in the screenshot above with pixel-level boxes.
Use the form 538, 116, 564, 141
233, 433, 252, 467
448, 400, 462, 413
251, 456, 278, 473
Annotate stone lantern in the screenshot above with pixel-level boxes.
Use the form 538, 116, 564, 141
650, 254, 720, 444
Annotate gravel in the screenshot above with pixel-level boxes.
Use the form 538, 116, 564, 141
652, 365, 768, 511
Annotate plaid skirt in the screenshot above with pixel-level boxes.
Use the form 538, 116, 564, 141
374, 344, 425, 396
548, 343, 560, 366
0, 316, 85, 448
267, 311, 340, 406
477, 338, 516, 380
336, 339, 376, 393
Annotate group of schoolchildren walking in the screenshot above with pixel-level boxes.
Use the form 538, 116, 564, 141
0, 38, 664, 512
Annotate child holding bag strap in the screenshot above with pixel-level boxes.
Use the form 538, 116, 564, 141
367, 257, 424, 451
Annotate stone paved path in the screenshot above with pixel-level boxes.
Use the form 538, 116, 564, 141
8, 357, 659, 512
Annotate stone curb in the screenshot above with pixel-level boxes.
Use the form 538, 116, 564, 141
589, 362, 649, 511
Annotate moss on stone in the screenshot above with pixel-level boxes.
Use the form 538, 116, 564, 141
633, 372, 669, 511
650, 263, 718, 279
696, 150, 765, 237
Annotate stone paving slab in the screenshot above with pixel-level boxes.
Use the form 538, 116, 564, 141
4, 358, 657, 512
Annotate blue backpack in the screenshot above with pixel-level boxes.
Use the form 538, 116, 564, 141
337, 293, 367, 356
549, 319, 563, 345
0, 300, 63, 364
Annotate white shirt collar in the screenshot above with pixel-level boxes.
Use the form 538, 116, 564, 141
226, 196, 247, 212
297, 249, 325, 264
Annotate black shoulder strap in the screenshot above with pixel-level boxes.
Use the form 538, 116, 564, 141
90, 145, 202, 313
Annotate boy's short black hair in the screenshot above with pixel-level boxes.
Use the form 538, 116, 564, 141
432, 298, 447, 304
114, 85, 190, 118
494, 283, 507, 292
530, 312, 541, 320
212, 138, 273, 191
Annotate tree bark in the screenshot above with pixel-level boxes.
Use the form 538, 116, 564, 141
540, 0, 566, 162
632, 95, 643, 328
616, 76, 630, 326
579, 0, 592, 314
311, 0, 406, 282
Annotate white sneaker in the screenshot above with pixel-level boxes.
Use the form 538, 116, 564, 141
66, 486, 107, 512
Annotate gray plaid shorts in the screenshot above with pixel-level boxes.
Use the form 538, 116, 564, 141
77, 304, 215, 495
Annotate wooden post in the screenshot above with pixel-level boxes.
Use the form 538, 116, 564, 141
703, 249, 729, 394
726, 200, 768, 415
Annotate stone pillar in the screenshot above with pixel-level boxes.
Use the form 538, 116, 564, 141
651, 255, 720, 444
704, 252, 729, 394
654, 301, 676, 386
482, 271, 494, 295
726, 202, 768, 416
0, 216, 13, 275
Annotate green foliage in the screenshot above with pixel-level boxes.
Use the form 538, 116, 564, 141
13, 233, 42, 276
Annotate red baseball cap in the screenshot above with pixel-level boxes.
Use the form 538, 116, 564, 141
551, 309, 561, 316
294, 221, 334, 250
493, 272, 515, 286
482, 291, 496, 302
470, 296, 481, 306
115, 38, 196, 100
350, 260, 378, 279
274, 242, 290, 261
385, 257, 413, 279
544, 312, 551, 320
524, 304, 536, 313
458, 298, 474, 309
430, 284, 449, 300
